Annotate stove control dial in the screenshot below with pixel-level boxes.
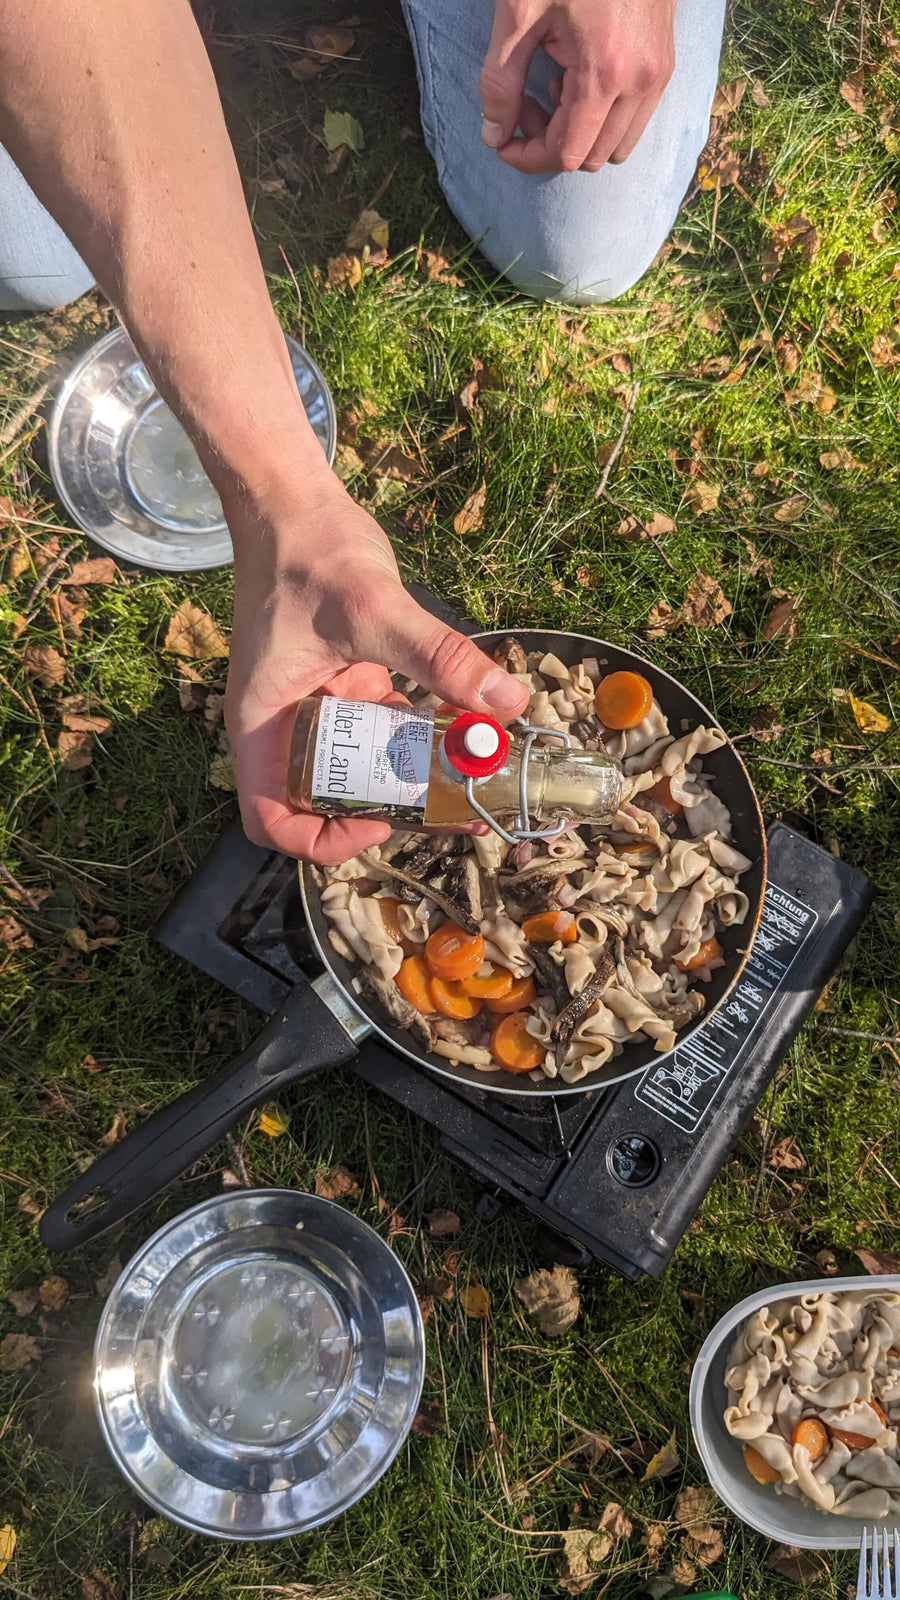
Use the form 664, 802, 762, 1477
607, 1134, 661, 1188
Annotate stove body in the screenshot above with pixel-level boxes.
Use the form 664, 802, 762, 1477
156, 588, 875, 1279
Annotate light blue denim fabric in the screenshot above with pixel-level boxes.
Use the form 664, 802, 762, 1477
400, 0, 726, 303
0, 145, 96, 311
0, 0, 724, 312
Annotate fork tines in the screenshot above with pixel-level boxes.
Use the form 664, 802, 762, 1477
857, 1524, 900, 1600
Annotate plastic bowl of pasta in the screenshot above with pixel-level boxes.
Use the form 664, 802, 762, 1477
689, 1275, 900, 1549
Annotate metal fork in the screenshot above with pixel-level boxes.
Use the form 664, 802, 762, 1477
857, 1525, 900, 1600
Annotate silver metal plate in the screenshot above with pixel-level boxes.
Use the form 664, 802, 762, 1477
48, 326, 336, 571
93, 1190, 425, 1539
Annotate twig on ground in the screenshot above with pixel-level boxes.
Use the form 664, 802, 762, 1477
745, 754, 900, 775
765, 525, 900, 617
595, 382, 640, 500
22, 538, 80, 621
278, 244, 304, 338
0, 862, 41, 911
751, 1064, 791, 1216
225, 1131, 251, 1187
0, 381, 48, 456
837, 640, 900, 672
481, 1317, 513, 1505
817, 1027, 900, 1044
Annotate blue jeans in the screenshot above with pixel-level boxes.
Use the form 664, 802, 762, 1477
0, 0, 724, 311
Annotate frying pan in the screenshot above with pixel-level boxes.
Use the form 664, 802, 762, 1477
41, 630, 766, 1251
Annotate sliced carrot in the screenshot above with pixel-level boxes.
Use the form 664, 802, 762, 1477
431, 976, 482, 1020
743, 1444, 781, 1485
617, 840, 658, 857
791, 1418, 829, 1462
490, 1012, 545, 1074
675, 935, 723, 972
484, 976, 537, 1014
395, 955, 437, 1014
645, 775, 683, 816
425, 923, 485, 982
461, 965, 514, 1000
522, 910, 577, 945
830, 1400, 886, 1450
376, 896, 418, 957
594, 671, 654, 730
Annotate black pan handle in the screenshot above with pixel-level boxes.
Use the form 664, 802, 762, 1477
40, 980, 359, 1252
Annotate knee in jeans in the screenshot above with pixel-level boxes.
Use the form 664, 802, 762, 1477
499, 231, 661, 306
1, 266, 97, 314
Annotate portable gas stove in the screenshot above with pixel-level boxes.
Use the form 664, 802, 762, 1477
156, 587, 875, 1280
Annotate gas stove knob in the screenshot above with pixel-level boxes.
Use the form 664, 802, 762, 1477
607, 1133, 661, 1188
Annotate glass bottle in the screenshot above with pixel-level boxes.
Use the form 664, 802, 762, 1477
287, 696, 622, 841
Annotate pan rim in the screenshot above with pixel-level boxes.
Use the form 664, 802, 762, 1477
300, 628, 767, 1098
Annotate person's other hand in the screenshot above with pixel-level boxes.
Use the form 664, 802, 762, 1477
479, 0, 676, 173
223, 471, 529, 864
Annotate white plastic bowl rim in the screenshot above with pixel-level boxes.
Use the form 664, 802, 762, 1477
689, 1274, 900, 1550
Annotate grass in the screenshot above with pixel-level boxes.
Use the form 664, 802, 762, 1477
1, 0, 900, 1595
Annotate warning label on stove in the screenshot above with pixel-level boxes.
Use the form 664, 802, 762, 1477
632, 881, 818, 1135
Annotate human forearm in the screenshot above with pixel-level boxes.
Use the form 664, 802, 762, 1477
0, 0, 323, 510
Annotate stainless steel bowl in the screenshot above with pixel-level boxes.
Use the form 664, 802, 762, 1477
93, 1190, 425, 1539
48, 326, 336, 571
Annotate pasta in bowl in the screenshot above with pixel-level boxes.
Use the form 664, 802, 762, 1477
690, 1275, 900, 1548
305, 630, 765, 1092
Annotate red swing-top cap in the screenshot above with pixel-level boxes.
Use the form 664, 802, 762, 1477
441, 713, 510, 779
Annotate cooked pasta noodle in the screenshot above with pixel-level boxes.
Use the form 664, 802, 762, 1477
318, 651, 753, 1081
725, 1289, 900, 1520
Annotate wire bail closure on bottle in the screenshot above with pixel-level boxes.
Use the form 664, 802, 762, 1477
440, 715, 571, 845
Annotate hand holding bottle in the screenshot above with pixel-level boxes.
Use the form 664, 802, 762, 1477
223, 470, 530, 864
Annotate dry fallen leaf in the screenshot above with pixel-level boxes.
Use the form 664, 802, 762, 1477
459, 1282, 489, 1319
683, 571, 732, 628
257, 1103, 289, 1138
598, 1502, 632, 1541
0, 1526, 17, 1577
64, 557, 117, 586
762, 594, 801, 644
854, 1247, 900, 1274
0, 1332, 41, 1371
751, 78, 771, 108
0, 915, 34, 953
766, 1545, 829, 1583
559, 1525, 614, 1594
616, 511, 675, 541
514, 1264, 580, 1336
8, 540, 30, 580
771, 213, 820, 264
314, 1165, 361, 1201
426, 1208, 460, 1236
101, 1111, 128, 1147
711, 76, 747, 116
683, 481, 720, 516
7, 1287, 38, 1316
209, 747, 237, 791
94, 1256, 123, 1298
849, 692, 890, 734
453, 480, 487, 536
345, 208, 389, 257
23, 643, 66, 687
767, 1135, 807, 1171
819, 448, 868, 470
327, 251, 363, 290
840, 68, 866, 114
164, 600, 228, 660
80, 1569, 120, 1600
645, 600, 681, 640
411, 1399, 444, 1436
772, 493, 807, 523
362, 442, 421, 481
38, 1274, 69, 1312
871, 330, 900, 370
58, 730, 95, 771
673, 1486, 717, 1526
641, 1430, 680, 1481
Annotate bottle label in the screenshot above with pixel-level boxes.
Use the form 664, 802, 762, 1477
311, 698, 434, 812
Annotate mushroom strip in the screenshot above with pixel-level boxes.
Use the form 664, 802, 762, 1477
551, 948, 616, 1054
